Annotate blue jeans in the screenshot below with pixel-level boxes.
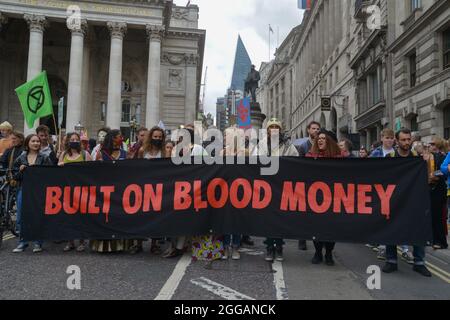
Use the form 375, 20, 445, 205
223, 234, 241, 248
386, 245, 425, 266
16, 188, 42, 247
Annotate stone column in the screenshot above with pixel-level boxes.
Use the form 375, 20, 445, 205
185, 54, 198, 125
145, 25, 164, 128
24, 14, 47, 135
106, 22, 127, 129
66, 20, 87, 132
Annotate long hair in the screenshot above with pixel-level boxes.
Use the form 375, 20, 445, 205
64, 132, 81, 156
142, 126, 165, 153
101, 129, 121, 155
310, 131, 341, 158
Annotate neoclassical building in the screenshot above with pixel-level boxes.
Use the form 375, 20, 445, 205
0, 0, 205, 138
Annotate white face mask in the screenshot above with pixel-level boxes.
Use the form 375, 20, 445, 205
98, 131, 107, 143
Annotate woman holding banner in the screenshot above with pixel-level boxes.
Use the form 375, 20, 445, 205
136, 126, 166, 255
12, 134, 52, 253
58, 132, 92, 252
91, 130, 130, 253
306, 129, 343, 266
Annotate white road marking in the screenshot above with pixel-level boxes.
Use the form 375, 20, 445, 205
272, 261, 289, 300
154, 253, 192, 300
237, 248, 264, 256
190, 277, 255, 300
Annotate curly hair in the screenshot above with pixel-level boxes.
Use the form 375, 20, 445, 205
142, 126, 165, 153
310, 130, 341, 158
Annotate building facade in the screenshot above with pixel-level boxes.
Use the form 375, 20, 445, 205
0, 0, 205, 139
275, 0, 449, 145
390, 0, 450, 141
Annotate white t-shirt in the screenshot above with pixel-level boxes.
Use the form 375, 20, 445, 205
382, 148, 394, 157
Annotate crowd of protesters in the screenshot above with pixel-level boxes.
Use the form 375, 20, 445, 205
0, 118, 448, 278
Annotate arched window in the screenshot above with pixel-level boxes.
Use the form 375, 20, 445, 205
444, 105, 450, 139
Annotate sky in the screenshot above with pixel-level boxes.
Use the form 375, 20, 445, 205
173, 0, 304, 118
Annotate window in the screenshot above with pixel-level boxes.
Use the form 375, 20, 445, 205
101, 102, 106, 121
410, 0, 421, 12
410, 114, 419, 132
444, 28, 450, 70
368, 71, 380, 106
121, 100, 131, 123
409, 52, 417, 87
358, 80, 368, 114
444, 106, 450, 139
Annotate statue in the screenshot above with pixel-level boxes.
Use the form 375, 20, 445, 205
244, 65, 260, 103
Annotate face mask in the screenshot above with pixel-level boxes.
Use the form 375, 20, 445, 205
69, 141, 81, 149
98, 132, 107, 143
151, 139, 163, 148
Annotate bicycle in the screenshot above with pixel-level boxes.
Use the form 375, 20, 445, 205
0, 169, 19, 249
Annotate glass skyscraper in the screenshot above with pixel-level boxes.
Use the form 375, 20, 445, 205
230, 35, 252, 92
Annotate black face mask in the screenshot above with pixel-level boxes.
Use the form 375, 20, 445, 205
69, 142, 81, 150
151, 139, 163, 148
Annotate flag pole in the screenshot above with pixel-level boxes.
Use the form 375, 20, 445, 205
268, 24, 271, 61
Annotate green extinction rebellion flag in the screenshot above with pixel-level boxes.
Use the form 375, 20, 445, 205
15, 71, 54, 129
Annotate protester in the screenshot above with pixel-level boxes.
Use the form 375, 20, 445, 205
91, 130, 130, 253
359, 146, 369, 158
12, 134, 52, 253
306, 129, 342, 266
219, 126, 245, 260
58, 132, 92, 252
421, 141, 448, 250
338, 138, 355, 158
138, 126, 165, 160
91, 127, 110, 160
36, 125, 58, 165
368, 129, 409, 261
164, 127, 209, 259
163, 140, 175, 158
253, 118, 299, 262
295, 121, 321, 250
128, 127, 148, 159
137, 126, 166, 255
80, 131, 90, 153
0, 131, 24, 171
370, 129, 395, 158
297, 121, 320, 157
382, 128, 432, 277
0, 121, 14, 156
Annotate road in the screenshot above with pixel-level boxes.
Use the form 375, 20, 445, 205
0, 233, 449, 300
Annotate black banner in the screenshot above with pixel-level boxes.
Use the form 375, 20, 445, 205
22, 157, 432, 245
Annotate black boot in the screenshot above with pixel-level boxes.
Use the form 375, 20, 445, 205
325, 251, 334, 266
382, 262, 398, 273
413, 265, 432, 277
265, 247, 274, 262
311, 251, 323, 264
298, 240, 307, 251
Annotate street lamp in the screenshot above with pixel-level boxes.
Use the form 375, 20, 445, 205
129, 117, 139, 143
75, 122, 84, 135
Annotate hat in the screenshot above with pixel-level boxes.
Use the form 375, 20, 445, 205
0, 121, 13, 130
266, 118, 283, 130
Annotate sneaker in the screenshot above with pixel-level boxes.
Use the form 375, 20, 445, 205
12, 243, 28, 253
298, 240, 307, 251
275, 247, 284, 262
401, 251, 414, 265
365, 244, 375, 249
325, 253, 335, 266
231, 248, 241, 260
63, 243, 75, 252
413, 265, 432, 277
382, 262, 398, 273
377, 249, 386, 260
311, 252, 323, 264
76, 243, 86, 252
265, 247, 274, 262
32, 244, 43, 253
221, 247, 230, 260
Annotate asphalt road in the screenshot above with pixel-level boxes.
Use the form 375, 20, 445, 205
0, 234, 449, 300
